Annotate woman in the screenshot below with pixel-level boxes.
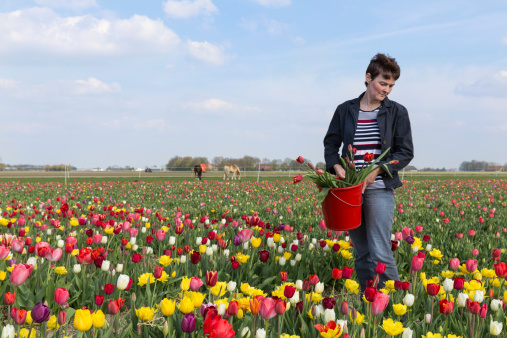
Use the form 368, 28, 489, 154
323, 53, 414, 292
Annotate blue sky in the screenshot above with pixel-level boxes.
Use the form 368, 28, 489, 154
1, 0, 506, 169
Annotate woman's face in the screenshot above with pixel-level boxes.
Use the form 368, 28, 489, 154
366, 73, 396, 102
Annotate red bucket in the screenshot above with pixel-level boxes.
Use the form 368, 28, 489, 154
319, 183, 363, 230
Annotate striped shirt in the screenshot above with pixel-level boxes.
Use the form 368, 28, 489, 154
353, 108, 385, 189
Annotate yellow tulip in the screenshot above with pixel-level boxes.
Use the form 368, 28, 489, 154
180, 276, 191, 291
136, 307, 156, 321
179, 297, 194, 314
381, 318, 405, 336
0, 271, 6, 281
191, 292, 205, 308
393, 303, 407, 316
159, 255, 173, 267
74, 309, 94, 332
93, 310, 106, 328
47, 315, 59, 330
160, 298, 175, 316
19, 328, 36, 338
251, 237, 262, 248
25, 311, 33, 325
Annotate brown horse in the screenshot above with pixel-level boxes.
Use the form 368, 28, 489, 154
223, 164, 241, 180
193, 165, 203, 181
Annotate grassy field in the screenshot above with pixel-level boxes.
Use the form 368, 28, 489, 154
0, 170, 506, 183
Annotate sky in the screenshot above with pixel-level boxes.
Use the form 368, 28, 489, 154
1, 0, 506, 170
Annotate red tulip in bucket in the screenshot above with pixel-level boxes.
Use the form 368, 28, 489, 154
319, 184, 363, 230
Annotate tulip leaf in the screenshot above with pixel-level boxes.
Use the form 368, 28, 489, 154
103, 322, 114, 338
45, 279, 55, 305
63, 308, 76, 325
257, 275, 277, 291
317, 188, 330, 204
35, 285, 48, 304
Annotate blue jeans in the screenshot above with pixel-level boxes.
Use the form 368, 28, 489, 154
348, 188, 398, 292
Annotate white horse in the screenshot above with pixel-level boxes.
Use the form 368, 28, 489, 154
224, 164, 241, 180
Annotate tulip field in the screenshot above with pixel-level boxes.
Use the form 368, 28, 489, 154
0, 176, 507, 337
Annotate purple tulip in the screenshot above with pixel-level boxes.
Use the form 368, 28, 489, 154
233, 235, 241, 246
279, 224, 285, 231
8, 259, 17, 267
405, 236, 415, 244
181, 313, 196, 333
32, 302, 51, 323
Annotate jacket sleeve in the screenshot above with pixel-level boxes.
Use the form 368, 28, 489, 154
377, 105, 414, 176
323, 105, 344, 174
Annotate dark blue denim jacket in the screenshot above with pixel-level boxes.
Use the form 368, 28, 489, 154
323, 92, 414, 190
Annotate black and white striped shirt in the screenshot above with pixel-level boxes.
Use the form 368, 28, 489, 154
353, 108, 385, 189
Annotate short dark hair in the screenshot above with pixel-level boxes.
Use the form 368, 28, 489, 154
365, 53, 400, 87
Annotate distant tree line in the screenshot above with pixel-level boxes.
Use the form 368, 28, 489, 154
459, 160, 506, 171
166, 155, 326, 171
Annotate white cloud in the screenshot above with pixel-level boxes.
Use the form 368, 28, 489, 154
239, 16, 288, 35
184, 98, 259, 116
251, 0, 291, 8
72, 78, 121, 95
34, 0, 97, 9
163, 0, 218, 19
455, 70, 507, 97
185, 40, 230, 65
292, 36, 305, 44
0, 79, 21, 89
0, 8, 180, 57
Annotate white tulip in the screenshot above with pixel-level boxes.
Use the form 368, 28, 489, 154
315, 282, 324, 293
116, 264, 123, 273
391, 234, 395, 241
442, 278, 454, 292
490, 320, 503, 336
267, 238, 274, 248
290, 260, 296, 266
289, 291, 299, 304
295, 280, 303, 290
221, 219, 226, 224
205, 219, 209, 225
309, 243, 314, 250
212, 244, 218, 252
1, 324, 15, 338
280, 237, 285, 244
117, 274, 130, 290
217, 304, 226, 315
223, 249, 230, 257
57, 239, 64, 248
336, 320, 348, 333
425, 313, 432, 324
26, 257, 38, 268
344, 236, 349, 242
402, 327, 413, 338
196, 237, 202, 245
130, 237, 136, 245
227, 281, 237, 292
255, 328, 266, 338
101, 236, 108, 244
169, 236, 176, 245
277, 246, 284, 254
425, 244, 432, 251
132, 244, 138, 251
241, 327, 250, 337
206, 247, 213, 256
412, 246, 419, 252
47, 229, 52, 235
323, 309, 335, 322
491, 299, 503, 312
243, 242, 249, 250
180, 256, 187, 264
295, 253, 302, 261
312, 238, 317, 244
73, 264, 81, 273
473, 290, 484, 303
403, 294, 415, 307
101, 260, 111, 272
279, 257, 286, 266
313, 305, 324, 318
457, 293, 469, 307
56, 235, 61, 240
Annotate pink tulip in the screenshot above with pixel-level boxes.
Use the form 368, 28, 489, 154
231, 220, 239, 228
17, 218, 26, 227
78, 216, 87, 225
468, 230, 476, 237
0, 245, 10, 260
189, 277, 203, 291
237, 229, 253, 243
10, 264, 34, 286
466, 259, 478, 273
128, 228, 138, 238
449, 258, 460, 270
259, 297, 277, 320
471, 249, 479, 256
122, 222, 131, 231
319, 220, 327, 230
411, 256, 424, 273
133, 213, 141, 221
11, 239, 24, 253
414, 225, 423, 233
66, 236, 77, 245
174, 218, 182, 227
156, 229, 166, 242
394, 232, 402, 241
371, 291, 390, 315
93, 234, 102, 244
402, 227, 413, 240
45, 248, 63, 262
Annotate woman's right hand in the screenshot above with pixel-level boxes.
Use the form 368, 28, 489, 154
333, 164, 346, 180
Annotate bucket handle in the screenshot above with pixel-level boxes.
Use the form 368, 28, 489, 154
329, 190, 363, 207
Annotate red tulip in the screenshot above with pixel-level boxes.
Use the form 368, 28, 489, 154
154, 266, 163, 279
292, 174, 303, 184
494, 262, 507, 278
284, 285, 296, 299
132, 253, 142, 263
439, 299, 453, 315
492, 249, 501, 261
467, 300, 480, 314
308, 274, 319, 285
258, 250, 269, 263
206, 270, 218, 287
10, 264, 34, 286
332, 268, 342, 279
95, 295, 104, 306
104, 284, 115, 295
35, 242, 51, 258
453, 277, 465, 290
275, 300, 286, 315
296, 156, 304, 164
11, 307, 27, 325
342, 266, 353, 279
58, 310, 67, 325
190, 251, 201, 264
364, 287, 377, 302
54, 288, 69, 305
426, 283, 440, 296
374, 262, 386, 275
4, 292, 16, 305
108, 299, 120, 314
410, 256, 424, 273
